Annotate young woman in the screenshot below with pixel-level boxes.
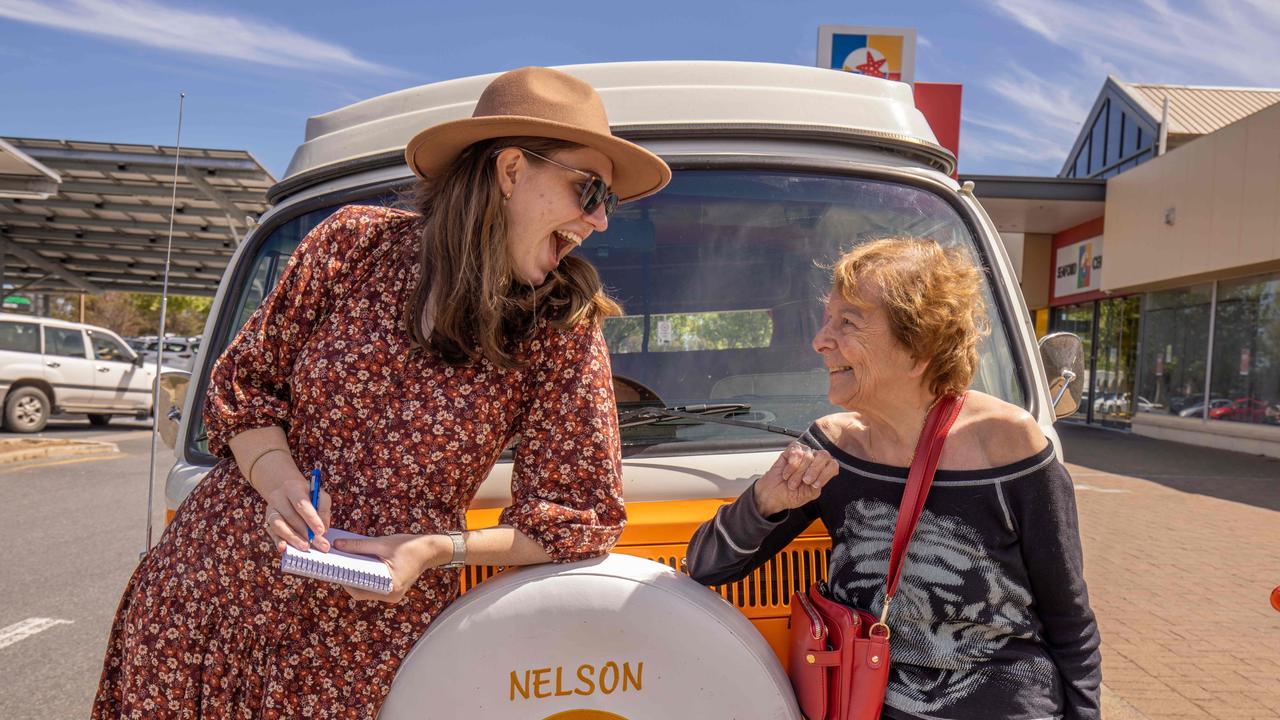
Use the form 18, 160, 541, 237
93, 66, 671, 719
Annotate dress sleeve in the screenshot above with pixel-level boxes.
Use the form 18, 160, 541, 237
499, 319, 625, 563
1007, 458, 1103, 720
203, 205, 399, 458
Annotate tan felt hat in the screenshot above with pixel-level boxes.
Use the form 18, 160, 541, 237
405, 66, 671, 203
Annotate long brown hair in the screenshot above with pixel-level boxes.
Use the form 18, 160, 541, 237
404, 136, 621, 368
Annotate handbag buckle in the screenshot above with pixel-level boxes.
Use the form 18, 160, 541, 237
871, 596, 892, 639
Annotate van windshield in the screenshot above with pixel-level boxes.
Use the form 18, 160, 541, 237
594, 170, 1023, 447
191, 170, 1024, 456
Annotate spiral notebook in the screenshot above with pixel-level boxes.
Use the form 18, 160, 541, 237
280, 528, 393, 595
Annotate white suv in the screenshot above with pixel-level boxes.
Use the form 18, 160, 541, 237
138, 336, 201, 372
0, 312, 157, 432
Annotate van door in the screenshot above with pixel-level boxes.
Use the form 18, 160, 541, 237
88, 330, 149, 411
42, 326, 96, 410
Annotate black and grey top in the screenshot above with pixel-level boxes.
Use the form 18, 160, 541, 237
686, 424, 1101, 720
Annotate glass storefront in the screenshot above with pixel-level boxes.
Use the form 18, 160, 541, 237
1209, 273, 1280, 426
1051, 302, 1095, 422
1133, 271, 1280, 428
1136, 285, 1212, 418
1052, 296, 1140, 426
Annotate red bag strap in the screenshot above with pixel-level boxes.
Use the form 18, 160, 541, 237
878, 392, 967, 625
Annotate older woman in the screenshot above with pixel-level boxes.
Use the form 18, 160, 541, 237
93, 67, 670, 719
687, 238, 1101, 720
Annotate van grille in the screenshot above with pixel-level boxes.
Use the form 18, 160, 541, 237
457, 538, 830, 618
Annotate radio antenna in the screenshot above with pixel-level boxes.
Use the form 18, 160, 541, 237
142, 92, 186, 558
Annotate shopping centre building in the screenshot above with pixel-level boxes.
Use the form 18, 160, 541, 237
968, 77, 1280, 458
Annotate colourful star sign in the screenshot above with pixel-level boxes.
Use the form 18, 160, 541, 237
851, 49, 889, 77
818, 26, 917, 85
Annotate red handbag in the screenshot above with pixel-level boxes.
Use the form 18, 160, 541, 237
788, 393, 966, 720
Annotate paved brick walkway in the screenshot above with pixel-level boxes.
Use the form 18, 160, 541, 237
1058, 424, 1280, 719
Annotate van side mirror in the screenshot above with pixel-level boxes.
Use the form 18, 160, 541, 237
156, 369, 191, 450
1038, 332, 1085, 420
133, 354, 144, 367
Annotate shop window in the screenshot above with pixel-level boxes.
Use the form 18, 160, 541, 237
1137, 285, 1212, 417
1094, 296, 1141, 425
1052, 303, 1095, 420
1209, 272, 1280, 426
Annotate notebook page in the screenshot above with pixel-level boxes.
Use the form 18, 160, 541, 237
280, 528, 393, 594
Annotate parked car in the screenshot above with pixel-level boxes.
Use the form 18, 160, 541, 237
138, 336, 201, 372
1209, 397, 1272, 423
0, 312, 157, 431
157, 62, 1081, 716
1178, 397, 1233, 418
1094, 392, 1161, 415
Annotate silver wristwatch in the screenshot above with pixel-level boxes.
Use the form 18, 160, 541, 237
442, 530, 466, 569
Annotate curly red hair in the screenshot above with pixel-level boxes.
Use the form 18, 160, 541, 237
831, 238, 989, 398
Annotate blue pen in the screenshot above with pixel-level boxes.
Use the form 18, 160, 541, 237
308, 467, 322, 543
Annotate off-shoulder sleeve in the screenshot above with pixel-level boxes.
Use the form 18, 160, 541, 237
203, 205, 404, 458
499, 319, 625, 563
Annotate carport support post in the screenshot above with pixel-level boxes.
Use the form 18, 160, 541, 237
79, 293, 85, 323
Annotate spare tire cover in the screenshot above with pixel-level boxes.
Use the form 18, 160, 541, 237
379, 554, 801, 719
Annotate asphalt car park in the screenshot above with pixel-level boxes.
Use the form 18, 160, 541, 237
0, 422, 1277, 720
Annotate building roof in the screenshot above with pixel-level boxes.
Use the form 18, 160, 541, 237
1116, 80, 1280, 137
0, 137, 274, 296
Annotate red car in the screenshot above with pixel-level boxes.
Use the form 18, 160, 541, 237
1208, 397, 1272, 423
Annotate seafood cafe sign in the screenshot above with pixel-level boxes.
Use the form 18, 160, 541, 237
1054, 236, 1104, 299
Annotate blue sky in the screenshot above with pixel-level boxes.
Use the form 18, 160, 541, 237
2, 0, 1278, 180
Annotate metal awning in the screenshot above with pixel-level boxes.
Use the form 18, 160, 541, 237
0, 138, 61, 200
959, 175, 1106, 234
0, 137, 275, 296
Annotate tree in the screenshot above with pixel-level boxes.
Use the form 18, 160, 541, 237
45, 292, 212, 337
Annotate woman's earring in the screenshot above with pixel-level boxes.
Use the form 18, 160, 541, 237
502, 192, 511, 204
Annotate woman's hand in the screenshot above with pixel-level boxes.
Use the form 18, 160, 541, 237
332, 534, 450, 604
753, 442, 837, 518
253, 450, 332, 553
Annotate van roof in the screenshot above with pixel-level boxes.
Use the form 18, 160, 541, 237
276, 61, 952, 200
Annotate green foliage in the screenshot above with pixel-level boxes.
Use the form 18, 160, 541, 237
44, 292, 212, 337
603, 309, 772, 354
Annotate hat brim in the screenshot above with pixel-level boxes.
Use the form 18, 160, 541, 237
405, 116, 671, 203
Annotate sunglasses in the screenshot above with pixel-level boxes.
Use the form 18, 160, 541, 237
496, 147, 619, 218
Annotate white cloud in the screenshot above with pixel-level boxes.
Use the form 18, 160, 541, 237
973, 0, 1280, 174
963, 112, 1074, 165
990, 0, 1280, 86
0, 0, 398, 74
987, 65, 1091, 137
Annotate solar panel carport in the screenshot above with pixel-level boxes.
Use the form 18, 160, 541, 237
0, 137, 274, 297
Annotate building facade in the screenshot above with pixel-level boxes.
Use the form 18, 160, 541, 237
980, 78, 1280, 456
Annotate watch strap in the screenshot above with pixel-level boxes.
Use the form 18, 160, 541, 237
443, 530, 466, 569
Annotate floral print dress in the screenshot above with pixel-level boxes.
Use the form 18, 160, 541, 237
92, 205, 625, 719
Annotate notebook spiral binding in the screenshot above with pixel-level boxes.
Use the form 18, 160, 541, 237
282, 554, 393, 593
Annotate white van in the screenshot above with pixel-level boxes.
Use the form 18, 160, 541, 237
0, 312, 155, 431
159, 62, 1082, 718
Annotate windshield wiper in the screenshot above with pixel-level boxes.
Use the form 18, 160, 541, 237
617, 403, 803, 438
